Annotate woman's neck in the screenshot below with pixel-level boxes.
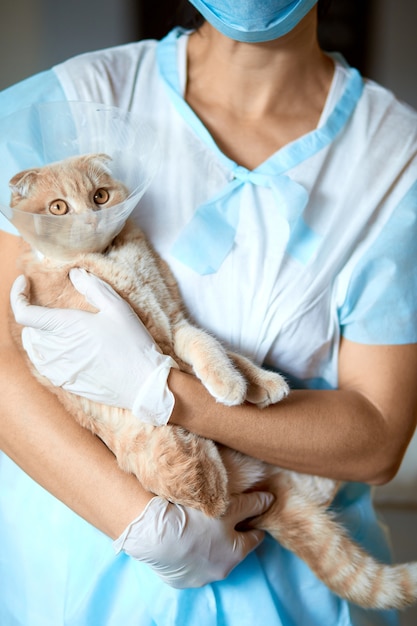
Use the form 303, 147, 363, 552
185, 9, 334, 168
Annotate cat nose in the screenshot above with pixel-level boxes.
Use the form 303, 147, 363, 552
85, 212, 99, 229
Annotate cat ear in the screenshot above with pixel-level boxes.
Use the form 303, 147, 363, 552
92, 153, 112, 164
83, 153, 113, 173
9, 169, 41, 202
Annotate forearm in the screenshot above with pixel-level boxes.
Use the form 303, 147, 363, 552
168, 369, 404, 485
0, 345, 153, 540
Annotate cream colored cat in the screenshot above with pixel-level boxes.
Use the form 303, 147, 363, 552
9, 154, 417, 610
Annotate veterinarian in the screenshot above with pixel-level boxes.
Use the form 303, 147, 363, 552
1, 1, 417, 624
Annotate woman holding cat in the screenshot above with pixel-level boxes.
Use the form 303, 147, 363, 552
1, 1, 417, 625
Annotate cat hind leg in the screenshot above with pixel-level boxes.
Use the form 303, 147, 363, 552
56, 372, 230, 518
129, 424, 230, 518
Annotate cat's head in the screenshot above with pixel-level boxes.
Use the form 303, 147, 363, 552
9, 154, 131, 260
9, 153, 128, 215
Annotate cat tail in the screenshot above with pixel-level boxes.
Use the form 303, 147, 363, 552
257, 485, 417, 610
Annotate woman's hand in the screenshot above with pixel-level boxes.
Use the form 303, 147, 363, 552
114, 492, 274, 588
10, 269, 178, 426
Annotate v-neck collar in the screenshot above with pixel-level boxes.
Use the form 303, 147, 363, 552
156, 27, 364, 178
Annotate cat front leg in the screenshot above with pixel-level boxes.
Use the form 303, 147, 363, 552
228, 352, 289, 408
173, 321, 248, 406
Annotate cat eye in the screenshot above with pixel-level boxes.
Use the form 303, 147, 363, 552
49, 199, 69, 215
94, 188, 110, 205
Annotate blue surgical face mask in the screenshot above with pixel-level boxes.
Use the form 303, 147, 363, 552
188, 0, 318, 42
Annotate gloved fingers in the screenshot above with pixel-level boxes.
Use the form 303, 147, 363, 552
222, 492, 275, 566
113, 494, 269, 589
235, 526, 266, 554
226, 491, 274, 527
10, 273, 27, 302
215, 527, 265, 579
10, 275, 72, 330
70, 268, 166, 351
21, 326, 44, 367
11, 270, 118, 328
10, 275, 32, 324
69, 268, 131, 314
20, 326, 77, 386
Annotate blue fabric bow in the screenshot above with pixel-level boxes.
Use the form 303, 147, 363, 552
170, 167, 311, 274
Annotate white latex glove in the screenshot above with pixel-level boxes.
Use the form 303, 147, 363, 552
114, 492, 274, 588
10, 269, 178, 426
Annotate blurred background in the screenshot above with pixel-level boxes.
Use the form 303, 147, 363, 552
1, 0, 417, 109
1, 0, 417, 622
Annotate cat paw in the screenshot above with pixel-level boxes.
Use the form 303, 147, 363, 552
246, 371, 290, 408
227, 352, 289, 408
200, 367, 247, 406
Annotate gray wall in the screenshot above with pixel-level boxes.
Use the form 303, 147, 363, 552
0, 0, 138, 90
367, 0, 417, 109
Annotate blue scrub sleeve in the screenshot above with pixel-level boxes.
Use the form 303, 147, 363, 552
0, 69, 67, 235
339, 179, 417, 345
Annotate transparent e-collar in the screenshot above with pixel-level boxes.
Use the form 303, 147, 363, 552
0, 101, 160, 260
